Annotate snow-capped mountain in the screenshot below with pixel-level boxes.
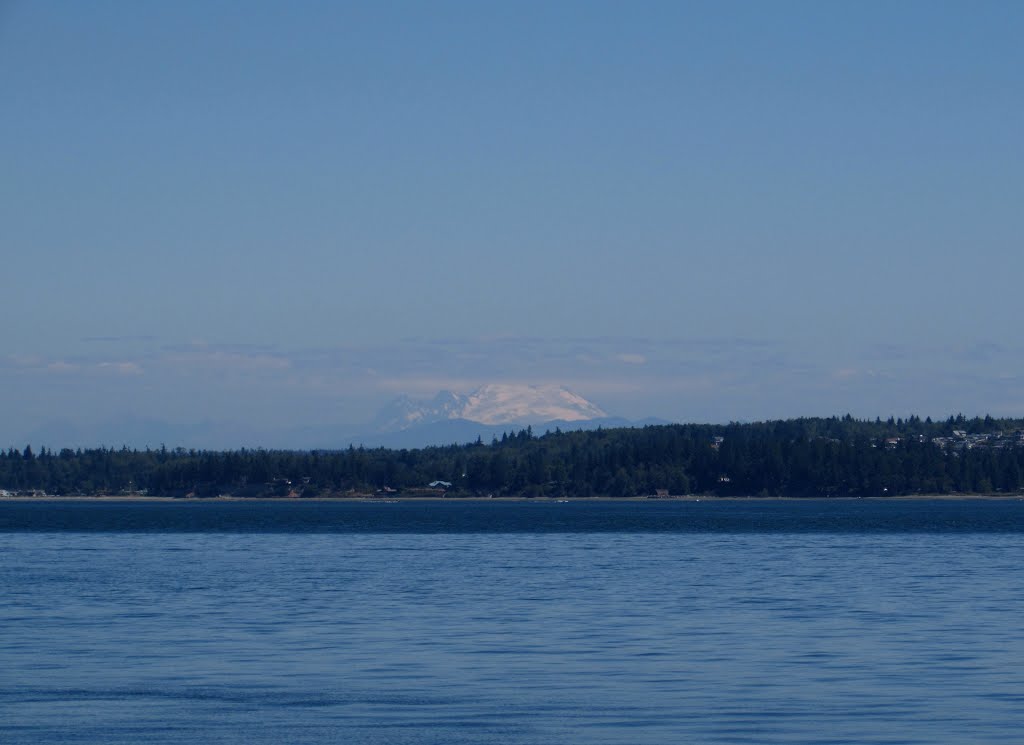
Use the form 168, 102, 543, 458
372, 384, 608, 433
453, 384, 607, 425
351, 385, 670, 448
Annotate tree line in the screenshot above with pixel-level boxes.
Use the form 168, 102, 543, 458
3, 414, 1024, 498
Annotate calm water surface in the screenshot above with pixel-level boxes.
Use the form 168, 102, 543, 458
2, 500, 1024, 744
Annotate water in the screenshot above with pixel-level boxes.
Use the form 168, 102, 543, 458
3, 500, 1024, 744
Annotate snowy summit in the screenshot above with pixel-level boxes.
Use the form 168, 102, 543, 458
373, 384, 607, 432
452, 384, 607, 425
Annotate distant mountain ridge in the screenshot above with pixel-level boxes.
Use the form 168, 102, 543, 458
353, 415, 670, 450
12, 384, 669, 451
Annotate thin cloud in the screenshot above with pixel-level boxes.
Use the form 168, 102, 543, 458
96, 361, 143, 376
616, 353, 647, 365
375, 377, 488, 394
82, 335, 157, 343
5, 354, 44, 369
163, 348, 291, 372
949, 341, 1008, 363
17, 358, 144, 376
46, 361, 81, 373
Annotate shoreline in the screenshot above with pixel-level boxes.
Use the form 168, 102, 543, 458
3, 494, 1023, 502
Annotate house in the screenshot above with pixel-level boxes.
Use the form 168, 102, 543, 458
428, 480, 452, 489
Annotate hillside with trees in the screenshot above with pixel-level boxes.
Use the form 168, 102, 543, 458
2, 415, 1024, 498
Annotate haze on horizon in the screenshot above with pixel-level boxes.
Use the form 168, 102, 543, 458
2, 1, 1023, 450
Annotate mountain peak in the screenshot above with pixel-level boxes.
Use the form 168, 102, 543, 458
456, 383, 606, 425
372, 384, 607, 432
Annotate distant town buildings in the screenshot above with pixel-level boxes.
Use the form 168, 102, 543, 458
929, 430, 1024, 452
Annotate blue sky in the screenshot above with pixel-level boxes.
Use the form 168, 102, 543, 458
2, 1, 1023, 448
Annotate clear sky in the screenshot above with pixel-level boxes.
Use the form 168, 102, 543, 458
2, 1, 1023, 448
